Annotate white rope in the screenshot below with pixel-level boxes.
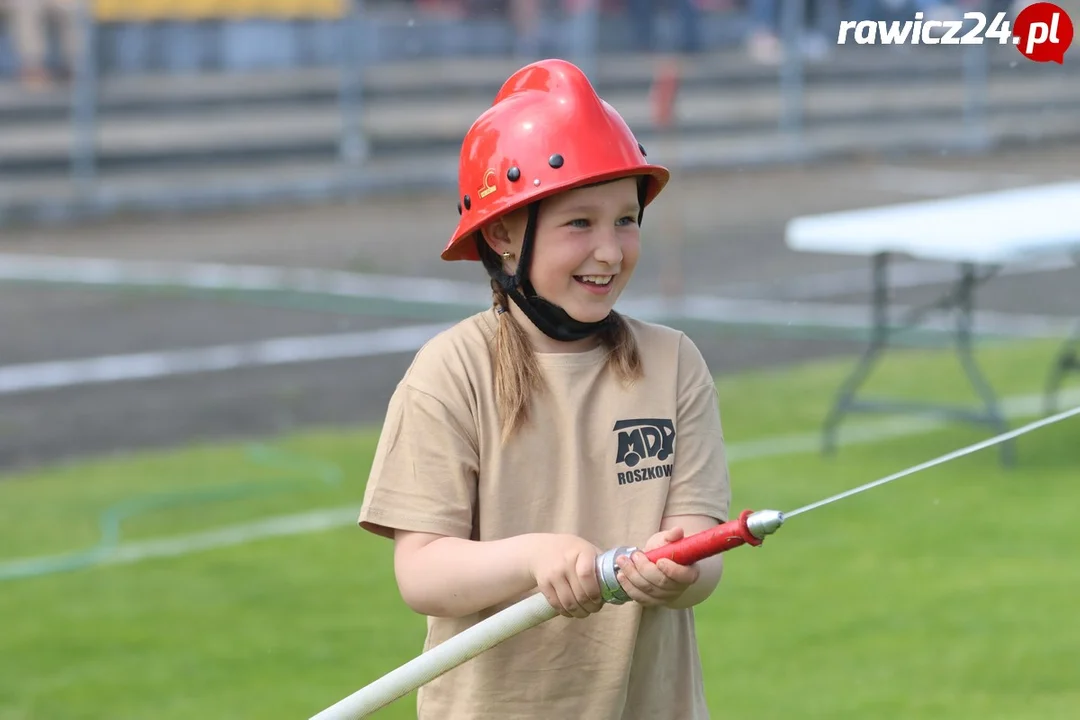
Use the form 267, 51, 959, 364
786, 403, 1080, 518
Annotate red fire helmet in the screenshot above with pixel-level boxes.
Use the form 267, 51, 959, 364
441, 58, 671, 262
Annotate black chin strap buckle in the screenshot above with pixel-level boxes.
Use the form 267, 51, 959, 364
496, 273, 518, 295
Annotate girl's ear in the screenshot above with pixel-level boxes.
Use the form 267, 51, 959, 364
480, 218, 513, 253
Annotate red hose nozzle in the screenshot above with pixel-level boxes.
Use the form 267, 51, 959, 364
594, 509, 785, 604
646, 509, 785, 566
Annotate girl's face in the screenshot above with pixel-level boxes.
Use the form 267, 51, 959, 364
486, 177, 642, 324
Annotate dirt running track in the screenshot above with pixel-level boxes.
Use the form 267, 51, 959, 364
2, 142, 1079, 472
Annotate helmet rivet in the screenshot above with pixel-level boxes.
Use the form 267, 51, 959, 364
507, 167, 521, 182
457, 202, 462, 215
638, 143, 647, 156
463, 195, 471, 211
548, 153, 564, 169
533, 178, 541, 186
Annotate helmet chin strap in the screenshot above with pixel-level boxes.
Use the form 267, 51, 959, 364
506, 283, 614, 343
480, 179, 649, 344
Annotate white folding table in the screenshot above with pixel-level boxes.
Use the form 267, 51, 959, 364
784, 181, 1080, 466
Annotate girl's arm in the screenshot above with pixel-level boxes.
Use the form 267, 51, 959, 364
393, 531, 538, 617
393, 530, 604, 619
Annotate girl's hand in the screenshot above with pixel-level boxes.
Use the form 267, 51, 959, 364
527, 534, 605, 619
615, 526, 700, 608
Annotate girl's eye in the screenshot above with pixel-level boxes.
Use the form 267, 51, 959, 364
567, 216, 637, 229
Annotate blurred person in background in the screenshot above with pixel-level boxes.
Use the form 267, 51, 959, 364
505, 0, 603, 61
510, 0, 544, 57
8, 0, 82, 90
625, 0, 704, 53
744, 0, 784, 63
743, 0, 833, 63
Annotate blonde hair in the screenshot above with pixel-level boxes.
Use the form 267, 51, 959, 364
490, 280, 642, 441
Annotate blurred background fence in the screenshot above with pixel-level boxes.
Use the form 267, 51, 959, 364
0, 0, 1078, 225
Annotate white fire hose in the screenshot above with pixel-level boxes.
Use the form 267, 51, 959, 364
309, 510, 785, 720
309, 591, 558, 720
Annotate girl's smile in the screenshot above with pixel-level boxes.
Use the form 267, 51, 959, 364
573, 274, 616, 294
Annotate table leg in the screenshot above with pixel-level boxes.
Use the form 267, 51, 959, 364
1042, 251, 1080, 414
822, 252, 891, 455
1043, 319, 1080, 414
954, 263, 1014, 466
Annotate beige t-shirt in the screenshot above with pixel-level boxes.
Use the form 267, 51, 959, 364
359, 308, 731, 720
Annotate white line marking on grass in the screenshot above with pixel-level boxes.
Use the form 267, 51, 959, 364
2, 253, 1073, 324
4, 387, 1078, 579
107, 507, 360, 563
0, 253, 490, 306
0, 322, 454, 395
0, 507, 361, 580
624, 295, 1075, 339
715, 254, 1076, 301
1, 299, 1070, 397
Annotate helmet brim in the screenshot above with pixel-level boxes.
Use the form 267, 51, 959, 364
441, 165, 670, 262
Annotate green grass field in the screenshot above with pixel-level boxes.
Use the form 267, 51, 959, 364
3, 337, 1079, 720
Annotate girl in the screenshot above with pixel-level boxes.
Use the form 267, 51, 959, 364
359, 58, 731, 720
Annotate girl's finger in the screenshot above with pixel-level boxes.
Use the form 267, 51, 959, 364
568, 575, 603, 615
664, 527, 685, 542
575, 553, 605, 605
617, 555, 664, 598
553, 577, 588, 619
539, 582, 567, 616
541, 577, 576, 617
614, 560, 658, 604
629, 551, 675, 590
568, 555, 603, 614
643, 526, 684, 551
657, 558, 699, 586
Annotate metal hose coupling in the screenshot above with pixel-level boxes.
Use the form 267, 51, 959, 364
746, 509, 785, 540
595, 546, 637, 605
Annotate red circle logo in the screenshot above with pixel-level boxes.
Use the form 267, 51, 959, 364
1013, 2, 1074, 63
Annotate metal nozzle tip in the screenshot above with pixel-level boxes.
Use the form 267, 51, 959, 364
746, 509, 785, 539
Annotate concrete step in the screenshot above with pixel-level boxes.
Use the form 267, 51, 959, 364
3, 110, 1078, 227
2, 68, 1077, 177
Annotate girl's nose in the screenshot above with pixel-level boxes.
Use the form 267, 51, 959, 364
593, 228, 624, 265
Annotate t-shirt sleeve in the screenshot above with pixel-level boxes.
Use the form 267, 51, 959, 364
358, 381, 479, 541
663, 333, 731, 523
